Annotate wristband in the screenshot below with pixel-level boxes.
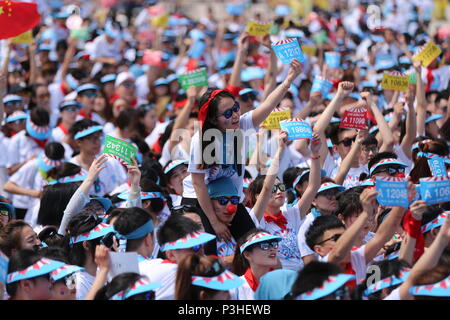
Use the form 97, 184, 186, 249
311, 155, 320, 160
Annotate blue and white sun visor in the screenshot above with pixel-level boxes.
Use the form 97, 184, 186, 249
364, 269, 410, 296
410, 275, 450, 297
69, 223, 116, 246
76, 83, 99, 94
154, 78, 169, 86
37, 154, 65, 173
3, 95, 23, 104
293, 169, 327, 190
317, 183, 345, 194
116, 220, 154, 240
239, 88, 259, 96
369, 158, 407, 176
48, 172, 87, 185
160, 231, 216, 252
375, 55, 396, 70
74, 125, 103, 140
369, 125, 379, 134
399, 56, 411, 65
117, 191, 166, 201
285, 29, 305, 39
240, 232, 282, 253
26, 117, 52, 140
192, 270, 244, 290
50, 264, 85, 282
164, 159, 188, 175
7, 258, 66, 284
100, 74, 117, 84
90, 197, 113, 212
361, 81, 377, 88
421, 212, 449, 234
166, 74, 178, 83
219, 68, 233, 76
59, 100, 82, 111
243, 178, 253, 189
330, 117, 341, 123
189, 29, 206, 41
296, 274, 355, 300
5, 111, 28, 123
110, 277, 161, 300
426, 114, 444, 124
361, 178, 375, 187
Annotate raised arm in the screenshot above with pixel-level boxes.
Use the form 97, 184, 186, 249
401, 86, 417, 159
327, 188, 377, 265
251, 131, 287, 222
228, 32, 249, 88
251, 59, 302, 127
362, 91, 395, 152
414, 61, 427, 136
398, 214, 450, 300
297, 133, 322, 218
261, 35, 278, 100
314, 81, 354, 134
84, 245, 111, 300
398, 200, 426, 265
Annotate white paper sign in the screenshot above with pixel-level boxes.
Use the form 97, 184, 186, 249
108, 252, 139, 278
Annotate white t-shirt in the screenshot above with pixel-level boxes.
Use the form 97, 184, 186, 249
343, 165, 367, 189
384, 287, 401, 300
139, 258, 178, 300
89, 34, 121, 61
230, 275, 254, 300
250, 206, 305, 271
9, 158, 39, 209
216, 237, 237, 258
75, 270, 96, 300
183, 111, 255, 202
6, 130, 49, 168
69, 156, 127, 196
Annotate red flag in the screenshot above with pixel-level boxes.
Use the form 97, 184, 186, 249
0, 1, 40, 40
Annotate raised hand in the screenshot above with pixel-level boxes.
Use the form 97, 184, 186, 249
310, 132, 322, 156
410, 200, 427, 221
336, 81, 354, 98
285, 59, 302, 84
360, 188, 378, 219
127, 157, 141, 188
87, 154, 108, 182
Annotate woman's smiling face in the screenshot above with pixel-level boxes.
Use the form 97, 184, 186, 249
214, 97, 240, 131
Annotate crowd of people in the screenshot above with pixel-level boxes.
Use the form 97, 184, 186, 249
0, 0, 450, 301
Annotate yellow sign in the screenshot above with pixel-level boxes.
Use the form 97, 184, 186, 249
152, 13, 169, 28
247, 21, 272, 37
11, 31, 32, 44
302, 45, 316, 56
261, 108, 291, 129
413, 41, 442, 67
381, 73, 409, 91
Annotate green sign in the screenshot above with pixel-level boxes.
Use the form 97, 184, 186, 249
409, 72, 417, 85
103, 135, 137, 165
179, 68, 208, 90
312, 30, 328, 44
70, 28, 90, 40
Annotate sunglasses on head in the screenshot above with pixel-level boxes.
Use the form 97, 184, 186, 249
240, 93, 257, 102
337, 136, 357, 147
272, 183, 286, 193
215, 196, 240, 206
375, 166, 405, 176
217, 101, 240, 119
317, 233, 342, 245
256, 240, 279, 251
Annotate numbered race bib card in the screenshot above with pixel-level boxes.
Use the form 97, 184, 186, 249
427, 154, 447, 177
272, 38, 306, 64
340, 104, 368, 130
311, 76, 333, 97
381, 71, 409, 91
103, 135, 137, 166
261, 107, 291, 129
179, 68, 209, 90
247, 20, 272, 36
413, 41, 442, 67
419, 176, 450, 205
279, 118, 313, 140
324, 51, 341, 68
376, 177, 408, 207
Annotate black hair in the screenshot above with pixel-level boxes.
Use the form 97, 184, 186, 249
114, 108, 136, 130
38, 245, 69, 263
69, 119, 101, 139
231, 228, 269, 276
29, 107, 50, 127
283, 167, 305, 202
44, 142, 65, 161
305, 215, 345, 252
247, 175, 266, 208
37, 183, 79, 227
368, 151, 398, 173
38, 226, 66, 249
157, 214, 201, 247
6, 249, 44, 298
362, 134, 378, 147
336, 187, 365, 221
46, 163, 82, 181
326, 123, 354, 145
94, 272, 155, 300
66, 214, 104, 266
286, 261, 342, 299
421, 205, 444, 234
113, 207, 153, 252
140, 177, 171, 212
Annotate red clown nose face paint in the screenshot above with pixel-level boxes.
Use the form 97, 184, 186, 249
226, 204, 237, 215
394, 173, 405, 178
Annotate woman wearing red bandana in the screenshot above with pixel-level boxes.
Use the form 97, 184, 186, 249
182, 59, 303, 257
247, 131, 322, 271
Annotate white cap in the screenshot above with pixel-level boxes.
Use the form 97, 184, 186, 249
115, 72, 135, 87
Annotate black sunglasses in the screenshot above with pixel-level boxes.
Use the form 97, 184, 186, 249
215, 196, 240, 206
272, 183, 286, 193
170, 205, 198, 215
374, 166, 405, 176
337, 136, 357, 147
217, 102, 240, 119
317, 233, 342, 245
